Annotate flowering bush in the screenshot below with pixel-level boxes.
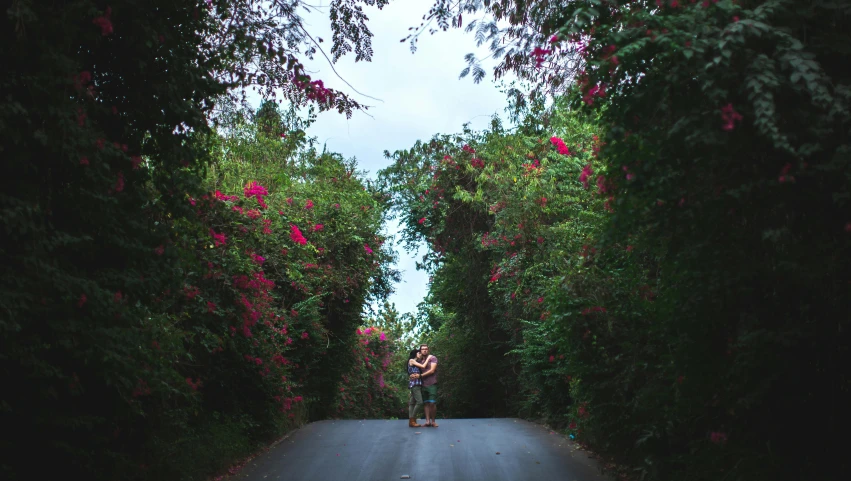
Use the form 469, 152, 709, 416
332, 327, 404, 419
395, 1, 850, 480
1, 0, 393, 471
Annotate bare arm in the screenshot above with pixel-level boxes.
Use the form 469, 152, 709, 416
420, 356, 437, 377
408, 358, 428, 369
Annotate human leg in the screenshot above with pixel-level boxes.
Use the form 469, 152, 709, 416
408, 387, 423, 427
422, 385, 438, 426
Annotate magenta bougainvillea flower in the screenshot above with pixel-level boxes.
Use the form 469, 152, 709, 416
243, 181, 269, 209
289, 224, 307, 245
549, 136, 570, 155
210, 229, 227, 247
92, 7, 113, 36
579, 164, 593, 188
720, 103, 743, 131
531, 47, 551, 68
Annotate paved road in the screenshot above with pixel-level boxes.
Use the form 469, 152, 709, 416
234, 418, 608, 481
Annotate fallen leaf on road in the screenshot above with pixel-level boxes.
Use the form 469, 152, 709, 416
400, 476, 411, 479
496, 452, 500, 455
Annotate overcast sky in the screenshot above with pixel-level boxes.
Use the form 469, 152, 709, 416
254, 1, 511, 317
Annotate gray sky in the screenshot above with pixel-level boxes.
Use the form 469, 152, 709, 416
255, 1, 510, 316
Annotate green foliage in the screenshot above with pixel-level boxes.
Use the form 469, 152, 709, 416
0, 2, 393, 478
399, 1, 850, 480
333, 326, 405, 419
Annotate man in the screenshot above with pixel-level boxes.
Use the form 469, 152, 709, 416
418, 344, 438, 427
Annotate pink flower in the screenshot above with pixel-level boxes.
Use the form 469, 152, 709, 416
778, 162, 795, 183
214, 190, 239, 202
313, 224, 324, 232
131, 156, 142, 170
379, 332, 386, 341
77, 294, 87, 308
582, 84, 607, 106
356, 328, 362, 335
549, 355, 555, 363
301, 332, 309, 339
531, 47, 552, 68
579, 164, 593, 188
289, 224, 308, 245
250, 253, 265, 265
538, 297, 544, 303
113, 172, 125, 193
720, 103, 743, 131
709, 432, 728, 444
207, 301, 216, 313
364, 328, 373, 335
185, 377, 203, 391
418, 217, 425, 224
154, 245, 165, 255
92, 7, 113, 36
243, 181, 269, 209
305, 199, 314, 209
80, 156, 89, 166
76, 71, 92, 89
549, 136, 570, 155
210, 229, 227, 247
364, 244, 373, 255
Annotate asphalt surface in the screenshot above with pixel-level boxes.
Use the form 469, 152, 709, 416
234, 418, 608, 481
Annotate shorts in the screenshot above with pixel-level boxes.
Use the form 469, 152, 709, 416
422, 384, 438, 403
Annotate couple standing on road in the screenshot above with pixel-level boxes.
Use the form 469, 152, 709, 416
407, 344, 438, 428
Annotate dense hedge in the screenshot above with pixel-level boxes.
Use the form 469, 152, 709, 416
384, 1, 851, 480
1, 3, 394, 481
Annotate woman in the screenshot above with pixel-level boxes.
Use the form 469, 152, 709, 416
406, 349, 424, 427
